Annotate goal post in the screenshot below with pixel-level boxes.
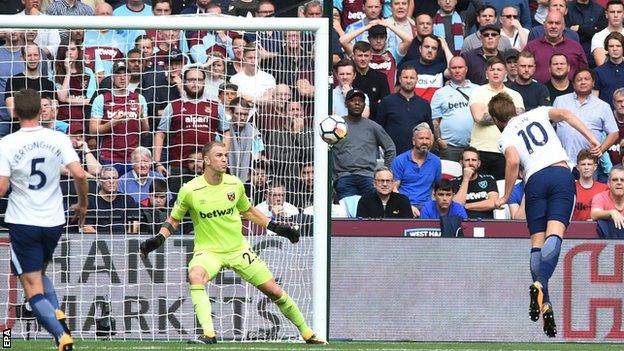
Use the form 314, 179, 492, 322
0, 14, 329, 341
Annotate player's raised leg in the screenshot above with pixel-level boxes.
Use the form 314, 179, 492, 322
256, 279, 327, 344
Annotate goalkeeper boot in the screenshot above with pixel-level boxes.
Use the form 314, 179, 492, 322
188, 335, 217, 344
529, 282, 543, 322
56, 310, 72, 336
58, 334, 73, 351
542, 303, 557, 338
304, 333, 328, 345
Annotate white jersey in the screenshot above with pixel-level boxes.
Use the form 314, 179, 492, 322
0, 126, 79, 226
497, 106, 572, 182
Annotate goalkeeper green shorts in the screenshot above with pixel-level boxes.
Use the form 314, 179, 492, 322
188, 244, 273, 287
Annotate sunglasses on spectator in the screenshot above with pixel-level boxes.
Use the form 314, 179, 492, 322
503, 14, 518, 19
482, 32, 499, 38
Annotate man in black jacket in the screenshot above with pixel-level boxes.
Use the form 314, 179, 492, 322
356, 167, 413, 218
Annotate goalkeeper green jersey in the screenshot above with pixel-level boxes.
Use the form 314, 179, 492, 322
171, 173, 252, 253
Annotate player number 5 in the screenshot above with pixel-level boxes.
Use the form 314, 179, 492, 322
29, 157, 47, 190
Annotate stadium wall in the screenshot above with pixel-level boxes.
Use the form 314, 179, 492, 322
330, 237, 624, 342
3, 222, 623, 342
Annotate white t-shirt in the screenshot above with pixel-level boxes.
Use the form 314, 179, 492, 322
591, 27, 624, 54
497, 106, 571, 181
230, 70, 276, 101
0, 126, 79, 226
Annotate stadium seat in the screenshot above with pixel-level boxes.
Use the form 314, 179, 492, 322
339, 195, 361, 218
441, 160, 462, 180
494, 179, 510, 219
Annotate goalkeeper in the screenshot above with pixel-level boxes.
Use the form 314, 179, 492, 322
140, 141, 327, 345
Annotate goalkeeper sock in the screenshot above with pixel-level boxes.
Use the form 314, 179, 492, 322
273, 292, 312, 338
190, 284, 215, 337
42, 274, 60, 310
538, 235, 562, 304
530, 248, 541, 282
29, 294, 65, 341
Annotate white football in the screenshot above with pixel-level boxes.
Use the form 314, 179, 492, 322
319, 115, 348, 145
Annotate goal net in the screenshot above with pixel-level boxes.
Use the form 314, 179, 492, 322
0, 13, 329, 342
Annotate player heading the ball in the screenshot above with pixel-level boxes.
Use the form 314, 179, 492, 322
139, 141, 327, 345
488, 92, 600, 338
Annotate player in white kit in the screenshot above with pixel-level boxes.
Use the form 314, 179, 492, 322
0, 89, 88, 351
488, 92, 600, 338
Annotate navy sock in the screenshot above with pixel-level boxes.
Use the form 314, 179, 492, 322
29, 294, 65, 340
530, 248, 541, 282
538, 235, 563, 304
42, 275, 59, 310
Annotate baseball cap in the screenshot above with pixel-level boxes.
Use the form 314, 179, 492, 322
169, 48, 185, 62
504, 48, 520, 62
345, 89, 366, 101
112, 60, 128, 74
479, 24, 501, 34
368, 24, 387, 37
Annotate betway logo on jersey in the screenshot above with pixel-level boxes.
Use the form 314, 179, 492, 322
447, 101, 469, 110
106, 110, 139, 120
347, 11, 365, 20
466, 191, 488, 201
369, 61, 391, 70
199, 206, 235, 219
95, 48, 120, 59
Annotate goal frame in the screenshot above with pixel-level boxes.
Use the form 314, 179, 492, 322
0, 14, 330, 340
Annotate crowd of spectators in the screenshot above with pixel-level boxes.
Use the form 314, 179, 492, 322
2, 0, 624, 233
331, 0, 624, 232
0, 0, 323, 234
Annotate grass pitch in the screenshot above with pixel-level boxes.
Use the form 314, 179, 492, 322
10, 340, 624, 350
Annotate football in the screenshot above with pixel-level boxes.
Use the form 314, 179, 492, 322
319, 115, 348, 145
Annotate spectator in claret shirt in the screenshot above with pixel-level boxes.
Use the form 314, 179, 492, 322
525, 11, 588, 84
54, 38, 97, 126
89, 60, 150, 176
573, 149, 608, 221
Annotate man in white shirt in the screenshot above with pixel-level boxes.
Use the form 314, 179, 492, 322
255, 182, 299, 234
230, 43, 276, 103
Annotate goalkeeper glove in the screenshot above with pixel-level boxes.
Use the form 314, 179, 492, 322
268, 221, 300, 244
139, 234, 166, 257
